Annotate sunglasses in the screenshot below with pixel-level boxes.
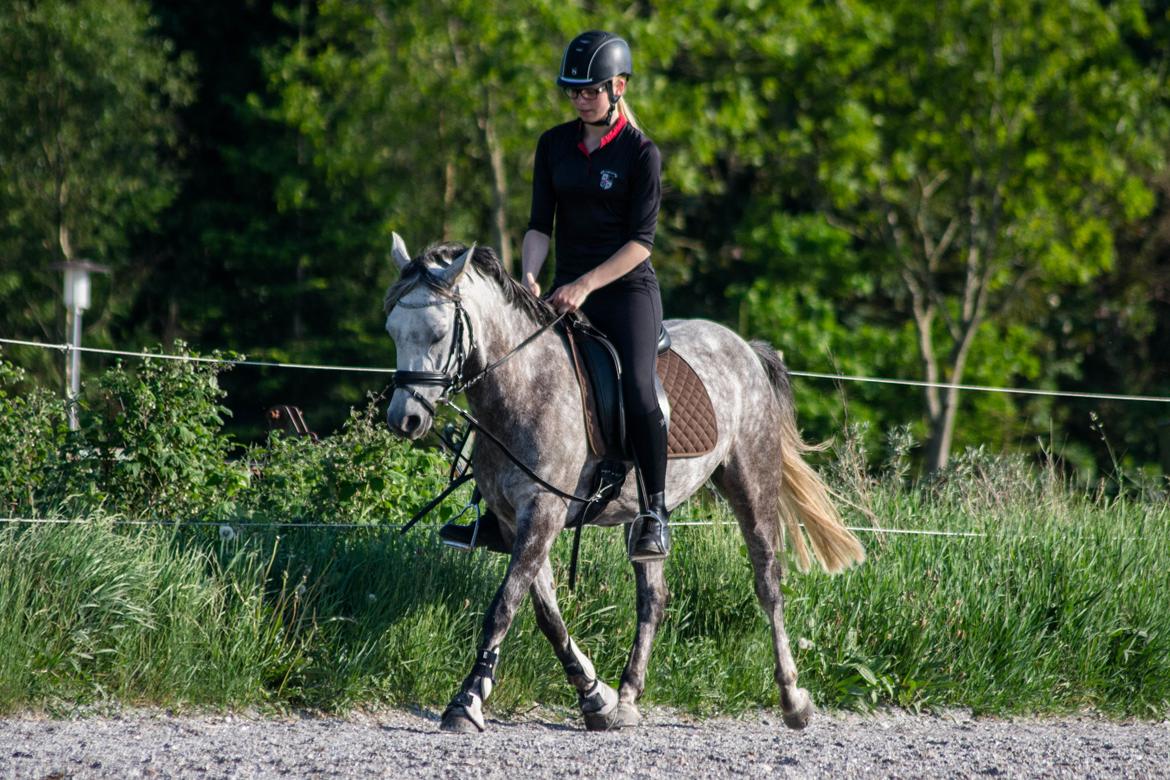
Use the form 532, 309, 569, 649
562, 83, 609, 101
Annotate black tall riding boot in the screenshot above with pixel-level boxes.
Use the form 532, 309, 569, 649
629, 491, 671, 562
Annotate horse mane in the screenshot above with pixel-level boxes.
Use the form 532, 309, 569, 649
384, 242, 559, 326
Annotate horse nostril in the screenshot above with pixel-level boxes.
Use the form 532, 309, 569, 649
403, 414, 422, 434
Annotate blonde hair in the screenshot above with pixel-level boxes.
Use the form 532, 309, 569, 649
618, 98, 641, 131
613, 76, 641, 130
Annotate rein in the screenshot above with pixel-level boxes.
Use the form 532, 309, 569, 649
391, 274, 616, 586
443, 396, 605, 506
392, 292, 598, 505
456, 311, 568, 395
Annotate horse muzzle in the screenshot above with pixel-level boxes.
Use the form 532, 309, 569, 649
386, 387, 436, 440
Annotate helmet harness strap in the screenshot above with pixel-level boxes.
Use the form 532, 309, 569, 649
583, 80, 622, 127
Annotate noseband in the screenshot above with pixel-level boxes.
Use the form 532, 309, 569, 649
390, 287, 476, 414
390, 271, 567, 415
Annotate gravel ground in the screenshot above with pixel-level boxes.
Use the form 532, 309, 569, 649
2, 707, 1167, 779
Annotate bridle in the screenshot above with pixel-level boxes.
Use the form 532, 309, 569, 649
390, 272, 568, 413
388, 271, 601, 506
389, 286, 477, 414
389, 266, 617, 587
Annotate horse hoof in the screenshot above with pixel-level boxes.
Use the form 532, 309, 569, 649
584, 702, 641, 731
782, 689, 815, 730
440, 708, 484, 733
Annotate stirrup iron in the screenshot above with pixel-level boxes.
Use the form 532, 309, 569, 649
627, 492, 670, 562
439, 502, 481, 552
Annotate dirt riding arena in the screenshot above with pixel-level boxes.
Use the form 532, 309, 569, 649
2, 707, 1167, 779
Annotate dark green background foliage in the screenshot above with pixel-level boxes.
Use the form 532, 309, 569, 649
0, 352, 450, 526
1, 0, 1168, 475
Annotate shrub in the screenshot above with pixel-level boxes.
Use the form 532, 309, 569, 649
0, 359, 67, 517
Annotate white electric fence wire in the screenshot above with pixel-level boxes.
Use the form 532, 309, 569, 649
3, 335, 1170, 402
3, 338, 1157, 543
0, 337, 393, 374
787, 369, 1170, 404
0, 515, 985, 537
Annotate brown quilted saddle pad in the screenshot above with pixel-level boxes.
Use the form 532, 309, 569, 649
565, 323, 718, 460
657, 348, 718, 458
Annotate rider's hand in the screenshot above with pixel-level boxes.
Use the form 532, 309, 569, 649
524, 272, 541, 298
549, 279, 592, 314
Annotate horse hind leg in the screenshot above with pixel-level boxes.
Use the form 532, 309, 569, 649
713, 456, 815, 730
528, 559, 633, 730
612, 558, 668, 727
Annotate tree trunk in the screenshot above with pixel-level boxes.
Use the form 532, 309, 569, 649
923, 395, 957, 473
164, 295, 180, 347
57, 178, 73, 261
439, 110, 456, 239
482, 94, 511, 273
902, 259, 949, 473
915, 188, 994, 474
926, 301, 982, 472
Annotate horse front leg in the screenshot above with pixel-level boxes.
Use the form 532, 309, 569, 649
439, 495, 560, 734
529, 558, 633, 730
612, 557, 669, 727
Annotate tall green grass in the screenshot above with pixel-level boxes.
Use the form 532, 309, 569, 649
1, 462, 1166, 717
0, 520, 296, 709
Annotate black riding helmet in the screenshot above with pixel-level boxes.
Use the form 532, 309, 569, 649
557, 31, 632, 126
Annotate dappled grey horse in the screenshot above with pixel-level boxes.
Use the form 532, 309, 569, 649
383, 237, 864, 733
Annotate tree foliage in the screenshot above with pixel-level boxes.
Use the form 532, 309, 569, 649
0, 0, 194, 382
641, 0, 1167, 470
0, 0, 1167, 475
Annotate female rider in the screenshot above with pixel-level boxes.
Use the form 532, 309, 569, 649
523, 30, 670, 561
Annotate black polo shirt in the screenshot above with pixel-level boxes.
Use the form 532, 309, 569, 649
527, 116, 662, 287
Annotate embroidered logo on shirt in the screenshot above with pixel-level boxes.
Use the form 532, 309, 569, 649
599, 170, 618, 190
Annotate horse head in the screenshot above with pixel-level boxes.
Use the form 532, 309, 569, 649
382, 233, 562, 440
383, 233, 476, 439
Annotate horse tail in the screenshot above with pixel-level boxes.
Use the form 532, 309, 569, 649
750, 341, 865, 574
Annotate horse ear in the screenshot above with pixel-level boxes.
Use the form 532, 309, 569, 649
438, 243, 475, 285
390, 232, 412, 272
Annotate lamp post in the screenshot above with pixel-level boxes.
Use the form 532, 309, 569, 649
53, 259, 109, 430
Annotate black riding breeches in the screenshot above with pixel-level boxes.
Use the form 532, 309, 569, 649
580, 282, 668, 497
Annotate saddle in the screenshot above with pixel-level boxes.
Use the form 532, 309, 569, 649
436, 320, 718, 572
564, 321, 718, 462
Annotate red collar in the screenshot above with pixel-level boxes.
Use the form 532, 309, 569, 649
577, 114, 628, 157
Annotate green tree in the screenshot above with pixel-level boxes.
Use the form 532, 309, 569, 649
0, 0, 194, 385
1037, 0, 1170, 477
264, 0, 586, 270
791, 0, 1164, 471
611, 0, 1168, 473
